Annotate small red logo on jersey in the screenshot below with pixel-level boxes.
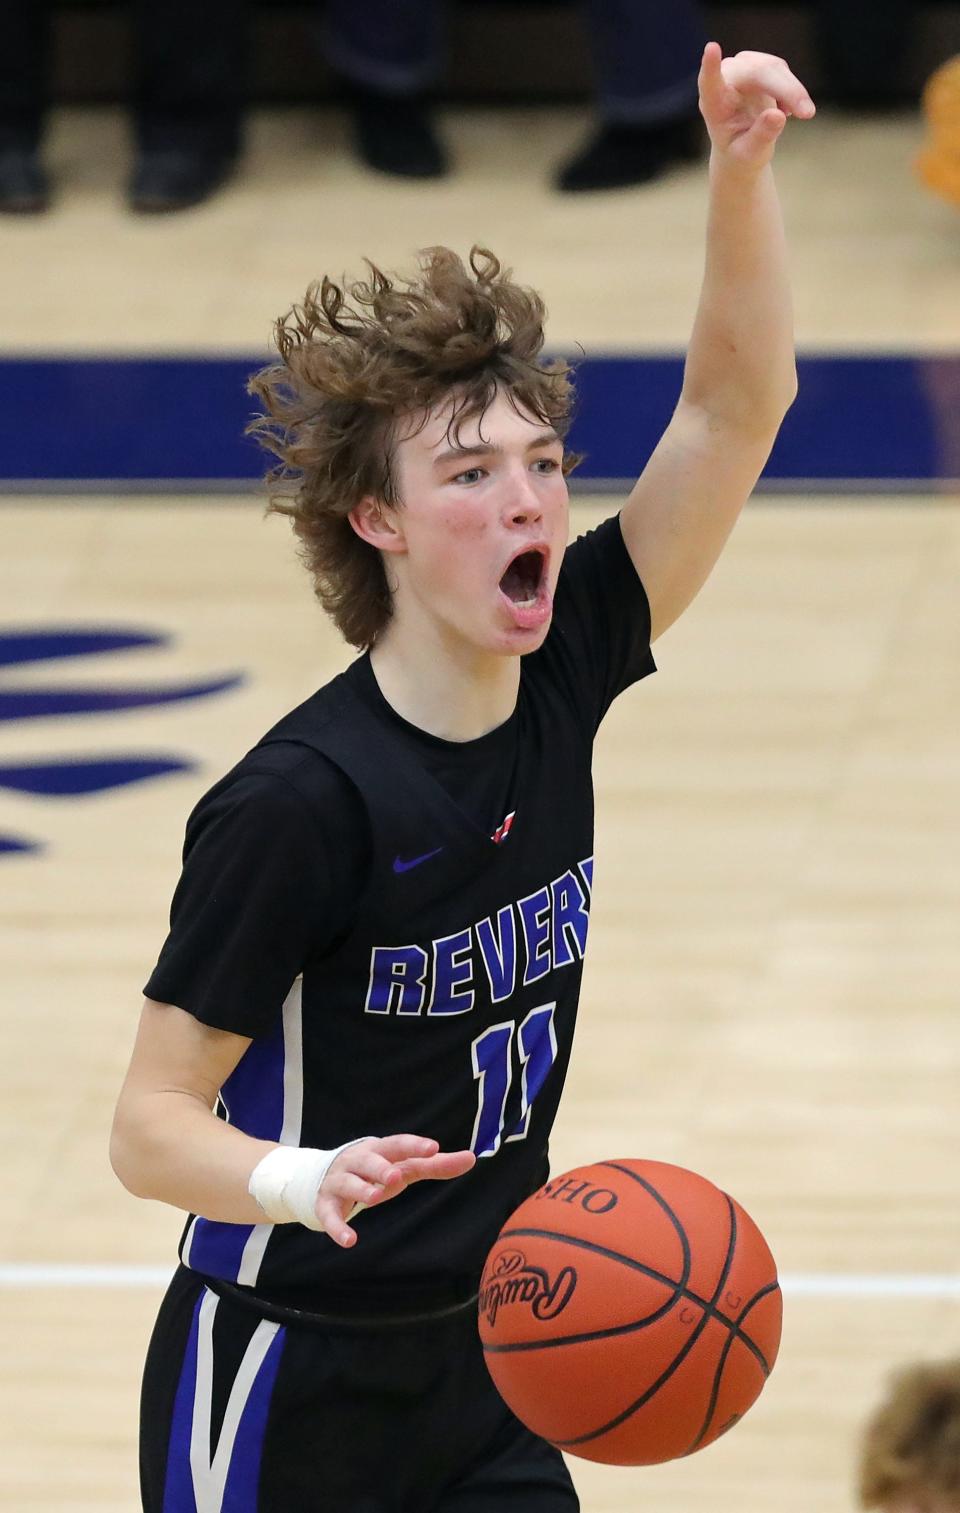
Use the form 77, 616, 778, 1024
492, 810, 515, 845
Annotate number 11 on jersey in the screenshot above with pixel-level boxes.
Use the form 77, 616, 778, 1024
470, 1003, 558, 1157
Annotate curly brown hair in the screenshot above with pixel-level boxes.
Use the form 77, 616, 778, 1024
858, 1360, 960, 1509
246, 246, 580, 650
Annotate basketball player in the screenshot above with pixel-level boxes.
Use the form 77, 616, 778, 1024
111, 43, 814, 1513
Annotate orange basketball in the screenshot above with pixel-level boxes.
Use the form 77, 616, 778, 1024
478, 1158, 782, 1465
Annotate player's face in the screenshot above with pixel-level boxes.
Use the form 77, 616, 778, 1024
384, 389, 570, 658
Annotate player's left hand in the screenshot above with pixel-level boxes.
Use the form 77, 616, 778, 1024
698, 42, 815, 171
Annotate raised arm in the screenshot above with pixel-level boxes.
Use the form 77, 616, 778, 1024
620, 43, 816, 642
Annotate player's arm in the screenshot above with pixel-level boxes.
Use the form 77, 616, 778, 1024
110, 998, 474, 1247
619, 44, 815, 643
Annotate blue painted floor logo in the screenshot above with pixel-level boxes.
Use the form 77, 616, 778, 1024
0, 628, 243, 856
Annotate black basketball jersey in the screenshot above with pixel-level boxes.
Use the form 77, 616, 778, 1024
144, 514, 656, 1297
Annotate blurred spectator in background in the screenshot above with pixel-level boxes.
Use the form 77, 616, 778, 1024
0, 0, 925, 212
858, 1358, 960, 1513
321, 0, 920, 193
320, 0, 708, 190
556, 0, 707, 190
0, 0, 247, 214
320, 0, 449, 178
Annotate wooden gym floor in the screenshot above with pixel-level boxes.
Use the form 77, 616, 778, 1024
0, 102, 958, 1510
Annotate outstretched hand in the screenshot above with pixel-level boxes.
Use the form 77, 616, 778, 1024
315, 1134, 476, 1248
698, 42, 815, 171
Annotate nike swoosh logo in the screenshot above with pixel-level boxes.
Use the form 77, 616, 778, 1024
393, 847, 444, 874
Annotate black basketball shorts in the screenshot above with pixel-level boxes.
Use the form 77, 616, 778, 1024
140, 1265, 580, 1513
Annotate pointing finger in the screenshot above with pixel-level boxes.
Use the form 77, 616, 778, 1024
698, 41, 727, 107
395, 1150, 477, 1183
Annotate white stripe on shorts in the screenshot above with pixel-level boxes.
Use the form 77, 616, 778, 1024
189, 1287, 280, 1513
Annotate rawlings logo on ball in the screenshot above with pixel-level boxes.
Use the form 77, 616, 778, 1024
479, 1248, 578, 1327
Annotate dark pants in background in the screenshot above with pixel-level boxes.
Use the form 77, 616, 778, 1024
0, 0, 920, 159
323, 0, 707, 124
323, 0, 918, 119
0, 0, 248, 156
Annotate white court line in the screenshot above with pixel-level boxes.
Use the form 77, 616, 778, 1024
782, 1275, 960, 1299
0, 1265, 959, 1298
0, 1265, 175, 1286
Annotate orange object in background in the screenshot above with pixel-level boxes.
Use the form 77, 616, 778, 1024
917, 55, 960, 207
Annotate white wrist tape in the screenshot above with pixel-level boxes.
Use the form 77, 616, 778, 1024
248, 1140, 371, 1232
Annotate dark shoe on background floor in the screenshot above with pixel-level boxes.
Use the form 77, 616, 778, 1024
556, 114, 703, 192
0, 147, 50, 214
348, 88, 448, 179
128, 148, 236, 213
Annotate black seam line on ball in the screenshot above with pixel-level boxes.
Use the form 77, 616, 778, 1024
550, 1194, 742, 1450
486, 1224, 772, 1376
683, 1196, 740, 1455
553, 1280, 720, 1446
600, 1164, 776, 1377
599, 1164, 694, 1295
684, 1282, 781, 1456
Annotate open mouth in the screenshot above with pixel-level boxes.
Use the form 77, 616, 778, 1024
499, 548, 546, 608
